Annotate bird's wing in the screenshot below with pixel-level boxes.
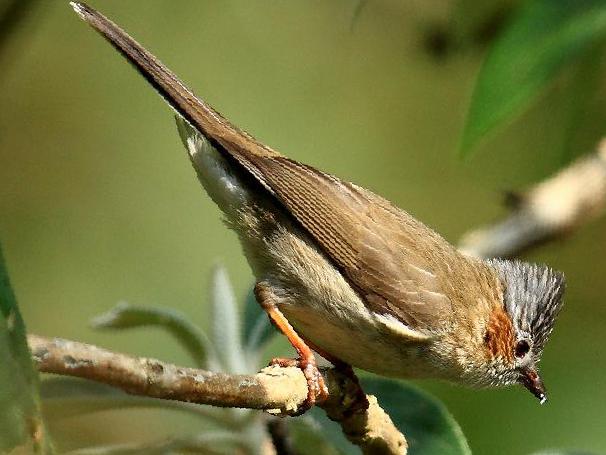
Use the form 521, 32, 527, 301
238, 157, 456, 333
72, 2, 456, 335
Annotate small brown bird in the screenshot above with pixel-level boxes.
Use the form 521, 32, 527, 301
71, 2, 565, 412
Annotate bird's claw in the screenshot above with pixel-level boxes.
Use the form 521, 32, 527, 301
269, 356, 328, 416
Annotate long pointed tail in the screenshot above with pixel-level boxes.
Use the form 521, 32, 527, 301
70, 1, 280, 167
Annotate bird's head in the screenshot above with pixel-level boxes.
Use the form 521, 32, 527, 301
463, 259, 565, 403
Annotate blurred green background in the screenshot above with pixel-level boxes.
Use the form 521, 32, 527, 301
1, 0, 605, 453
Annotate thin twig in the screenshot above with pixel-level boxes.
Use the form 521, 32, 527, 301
28, 334, 407, 455
459, 139, 606, 259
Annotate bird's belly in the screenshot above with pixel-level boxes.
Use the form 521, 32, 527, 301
280, 298, 430, 378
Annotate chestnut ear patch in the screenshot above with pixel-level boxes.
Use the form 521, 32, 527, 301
484, 306, 515, 361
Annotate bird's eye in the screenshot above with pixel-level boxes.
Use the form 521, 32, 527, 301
515, 340, 530, 358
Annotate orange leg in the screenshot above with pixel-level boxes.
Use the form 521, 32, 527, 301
298, 335, 343, 367
254, 282, 329, 415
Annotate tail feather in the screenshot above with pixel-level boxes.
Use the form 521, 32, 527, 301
70, 2, 280, 171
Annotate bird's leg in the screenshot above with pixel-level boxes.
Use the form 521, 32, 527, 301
254, 282, 329, 415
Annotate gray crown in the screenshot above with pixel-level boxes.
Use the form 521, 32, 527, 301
488, 259, 565, 357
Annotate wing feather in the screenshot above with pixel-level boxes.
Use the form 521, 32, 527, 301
239, 156, 457, 332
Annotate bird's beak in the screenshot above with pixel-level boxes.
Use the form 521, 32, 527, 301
519, 366, 547, 404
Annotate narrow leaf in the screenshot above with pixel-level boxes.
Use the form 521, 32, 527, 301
461, 0, 606, 157
0, 245, 51, 453
210, 265, 247, 374
91, 302, 218, 369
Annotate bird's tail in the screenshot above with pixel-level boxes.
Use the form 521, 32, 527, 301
70, 1, 278, 213
70, 2, 281, 175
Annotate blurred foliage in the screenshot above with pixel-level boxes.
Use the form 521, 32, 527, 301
0, 245, 50, 453
37, 268, 268, 454
461, 0, 606, 157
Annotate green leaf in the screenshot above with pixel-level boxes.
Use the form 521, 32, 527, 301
460, 0, 606, 157
243, 286, 274, 357
0, 245, 51, 453
310, 378, 470, 455
91, 302, 218, 370
557, 43, 606, 164
209, 265, 247, 374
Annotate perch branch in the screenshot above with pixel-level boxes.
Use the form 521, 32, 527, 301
28, 334, 407, 455
459, 139, 606, 258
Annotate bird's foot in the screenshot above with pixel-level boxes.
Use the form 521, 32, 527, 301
270, 356, 329, 416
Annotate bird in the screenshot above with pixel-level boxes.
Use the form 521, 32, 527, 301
70, 2, 565, 414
